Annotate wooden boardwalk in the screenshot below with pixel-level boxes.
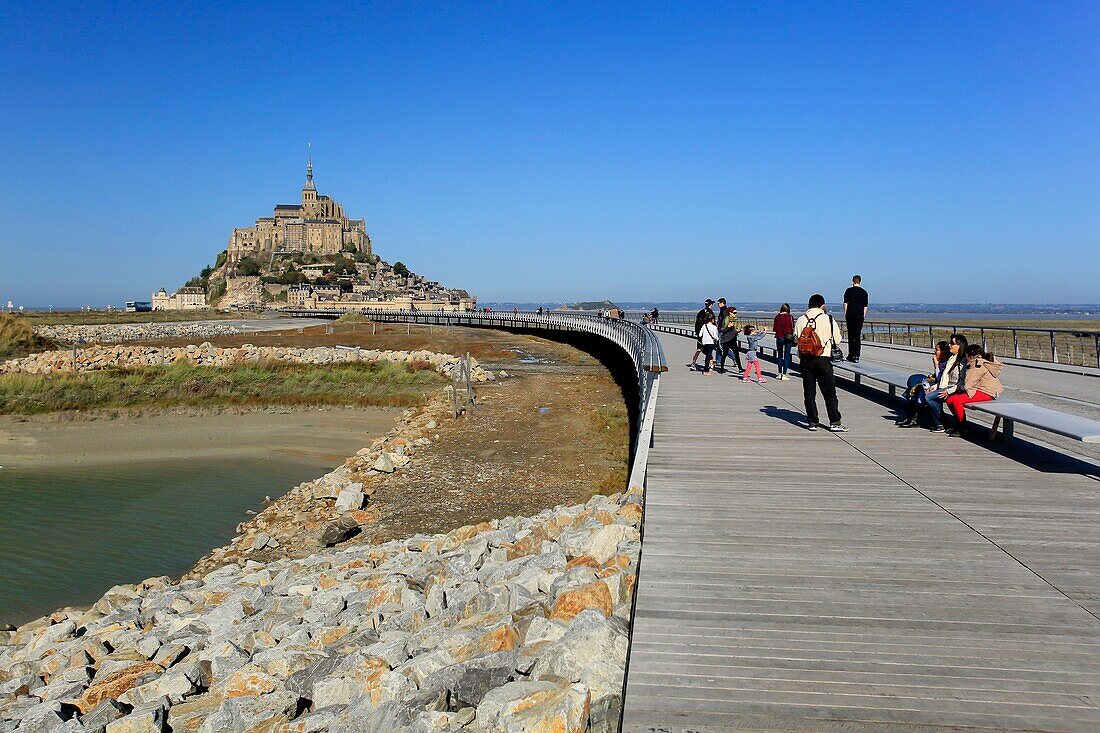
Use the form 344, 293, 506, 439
621, 333, 1100, 732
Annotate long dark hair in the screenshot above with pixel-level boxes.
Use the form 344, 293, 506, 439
935, 340, 950, 361
948, 334, 968, 375
965, 344, 994, 361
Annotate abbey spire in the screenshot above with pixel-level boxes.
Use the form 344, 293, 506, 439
304, 144, 316, 192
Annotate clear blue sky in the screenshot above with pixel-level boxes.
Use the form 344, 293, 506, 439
2, 1, 1098, 308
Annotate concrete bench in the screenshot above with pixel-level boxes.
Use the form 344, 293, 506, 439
830, 359, 914, 397
652, 324, 1100, 444
964, 401, 1100, 443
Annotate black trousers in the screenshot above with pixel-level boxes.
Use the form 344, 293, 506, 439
801, 355, 842, 425
717, 339, 742, 370
846, 317, 864, 360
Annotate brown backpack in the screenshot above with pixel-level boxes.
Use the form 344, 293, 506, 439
797, 316, 824, 356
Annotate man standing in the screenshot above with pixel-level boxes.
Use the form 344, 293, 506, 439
691, 299, 715, 369
843, 275, 868, 363
794, 294, 847, 432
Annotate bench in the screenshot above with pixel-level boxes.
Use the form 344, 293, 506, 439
964, 401, 1100, 443
830, 360, 913, 397
653, 324, 1100, 445
830, 357, 1100, 444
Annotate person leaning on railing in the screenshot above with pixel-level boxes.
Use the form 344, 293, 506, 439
943, 344, 1005, 438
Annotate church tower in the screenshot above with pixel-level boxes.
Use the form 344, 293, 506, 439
301, 145, 319, 216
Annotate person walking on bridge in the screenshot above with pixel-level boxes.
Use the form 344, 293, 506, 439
843, 275, 868, 363
795, 294, 847, 432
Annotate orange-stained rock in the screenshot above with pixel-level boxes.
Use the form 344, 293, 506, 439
602, 554, 633, 571
616, 502, 644, 524
565, 556, 600, 571
550, 581, 613, 622
458, 623, 521, 660
225, 665, 278, 697
347, 509, 376, 524
77, 661, 163, 712
594, 509, 616, 525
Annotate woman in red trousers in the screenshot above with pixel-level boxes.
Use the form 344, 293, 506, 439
945, 344, 1005, 437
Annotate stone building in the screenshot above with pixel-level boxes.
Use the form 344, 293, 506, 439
226, 154, 371, 265
152, 287, 207, 311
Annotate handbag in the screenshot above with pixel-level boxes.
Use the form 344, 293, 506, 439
826, 314, 844, 362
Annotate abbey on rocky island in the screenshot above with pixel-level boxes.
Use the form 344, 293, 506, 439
226, 154, 371, 265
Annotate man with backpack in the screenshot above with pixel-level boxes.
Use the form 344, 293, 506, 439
794, 294, 847, 432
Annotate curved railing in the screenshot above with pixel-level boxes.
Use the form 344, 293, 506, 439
283, 308, 667, 492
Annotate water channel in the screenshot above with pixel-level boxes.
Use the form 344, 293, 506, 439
0, 408, 394, 625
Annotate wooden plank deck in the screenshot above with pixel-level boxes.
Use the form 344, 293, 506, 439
621, 333, 1100, 733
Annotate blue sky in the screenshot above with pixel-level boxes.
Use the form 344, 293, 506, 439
1, 1, 1098, 307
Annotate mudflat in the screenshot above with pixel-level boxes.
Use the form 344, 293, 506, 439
0, 406, 397, 469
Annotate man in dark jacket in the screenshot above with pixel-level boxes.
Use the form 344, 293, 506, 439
691, 299, 715, 369
843, 275, 868, 363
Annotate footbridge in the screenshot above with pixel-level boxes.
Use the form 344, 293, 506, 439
285, 308, 1100, 732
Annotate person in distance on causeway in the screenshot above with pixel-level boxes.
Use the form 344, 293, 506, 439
794, 294, 847, 432
843, 275, 868, 363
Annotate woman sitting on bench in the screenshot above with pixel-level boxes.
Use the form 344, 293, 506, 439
897, 340, 951, 428
945, 344, 1005, 437
923, 334, 967, 433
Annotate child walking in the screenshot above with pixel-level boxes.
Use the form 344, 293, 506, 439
742, 324, 768, 383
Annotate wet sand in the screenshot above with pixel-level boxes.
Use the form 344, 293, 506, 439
0, 407, 398, 469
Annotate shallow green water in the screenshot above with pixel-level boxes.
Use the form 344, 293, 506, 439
0, 456, 335, 625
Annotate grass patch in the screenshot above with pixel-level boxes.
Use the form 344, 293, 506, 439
0, 360, 447, 415
19, 310, 242, 326
590, 400, 630, 494
0, 314, 54, 359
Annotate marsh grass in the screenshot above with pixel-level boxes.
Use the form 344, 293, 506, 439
20, 310, 242, 326
0, 360, 447, 415
590, 400, 630, 494
0, 314, 54, 359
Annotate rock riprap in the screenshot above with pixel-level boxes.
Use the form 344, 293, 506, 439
0, 490, 642, 732
34, 323, 241, 344
1, 344, 496, 382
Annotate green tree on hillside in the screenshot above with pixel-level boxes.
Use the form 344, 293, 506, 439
393, 261, 410, 277
236, 257, 262, 276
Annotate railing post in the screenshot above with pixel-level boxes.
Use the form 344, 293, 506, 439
1095, 335, 1100, 369
1013, 330, 1020, 359
907, 324, 913, 347
979, 327, 986, 351
929, 325, 934, 349
1050, 330, 1057, 364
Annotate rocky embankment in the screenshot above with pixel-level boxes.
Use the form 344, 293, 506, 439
0, 487, 642, 732
187, 393, 455, 576
33, 323, 242, 345
1, 345, 496, 382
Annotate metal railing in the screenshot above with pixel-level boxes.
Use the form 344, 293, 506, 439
283, 308, 668, 491
856, 320, 1100, 368
629, 311, 1100, 369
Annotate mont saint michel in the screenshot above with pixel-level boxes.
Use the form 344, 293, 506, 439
226, 153, 371, 266
153, 156, 475, 312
